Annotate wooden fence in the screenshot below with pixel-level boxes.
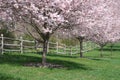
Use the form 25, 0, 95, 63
0, 34, 36, 54
48, 42, 80, 55
0, 34, 98, 55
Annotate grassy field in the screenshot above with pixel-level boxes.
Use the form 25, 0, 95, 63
0, 45, 120, 80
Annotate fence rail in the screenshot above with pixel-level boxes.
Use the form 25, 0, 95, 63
0, 34, 36, 54
0, 34, 98, 55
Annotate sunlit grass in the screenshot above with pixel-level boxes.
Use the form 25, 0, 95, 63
0, 45, 120, 80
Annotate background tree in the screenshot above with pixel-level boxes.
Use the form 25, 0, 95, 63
107, 21, 120, 55
88, 0, 120, 57
64, 0, 120, 57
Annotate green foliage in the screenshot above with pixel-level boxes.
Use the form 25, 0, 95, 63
0, 29, 15, 49
0, 29, 14, 38
50, 36, 57, 43
61, 38, 79, 46
50, 36, 79, 46
22, 34, 34, 41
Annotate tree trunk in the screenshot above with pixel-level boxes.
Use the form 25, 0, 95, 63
79, 39, 83, 58
100, 46, 103, 57
42, 40, 48, 66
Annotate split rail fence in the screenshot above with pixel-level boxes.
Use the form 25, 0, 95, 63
0, 34, 98, 55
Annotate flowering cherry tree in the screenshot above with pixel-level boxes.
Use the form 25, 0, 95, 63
0, 8, 15, 30
1, 0, 120, 63
107, 21, 120, 55
0, 0, 72, 66
87, 0, 120, 57
64, 0, 120, 57
53, 0, 120, 58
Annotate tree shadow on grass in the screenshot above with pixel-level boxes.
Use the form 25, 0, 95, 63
88, 58, 111, 62
0, 73, 21, 80
84, 53, 112, 62
97, 48, 120, 51
47, 59, 91, 70
0, 53, 92, 70
47, 53, 78, 58
107, 45, 120, 48
0, 53, 41, 66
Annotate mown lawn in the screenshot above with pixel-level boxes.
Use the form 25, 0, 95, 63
0, 46, 120, 80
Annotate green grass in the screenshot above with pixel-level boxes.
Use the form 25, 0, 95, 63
0, 47, 120, 80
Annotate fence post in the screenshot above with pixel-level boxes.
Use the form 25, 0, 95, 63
56, 42, 58, 54
76, 45, 78, 54
20, 36, 23, 54
70, 46, 72, 56
1, 34, 4, 54
64, 44, 66, 54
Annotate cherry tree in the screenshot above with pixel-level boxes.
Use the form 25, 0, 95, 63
63, 0, 120, 57
1, 0, 120, 64
90, 24, 120, 57
55, 0, 120, 58
69, 26, 92, 58
107, 21, 120, 55
0, 0, 16, 32
0, 0, 73, 66
58, 0, 94, 58
88, 0, 120, 57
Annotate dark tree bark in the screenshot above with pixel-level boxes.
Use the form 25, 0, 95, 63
99, 43, 106, 57
77, 37, 84, 58
42, 39, 48, 66
41, 32, 50, 66
79, 39, 83, 58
